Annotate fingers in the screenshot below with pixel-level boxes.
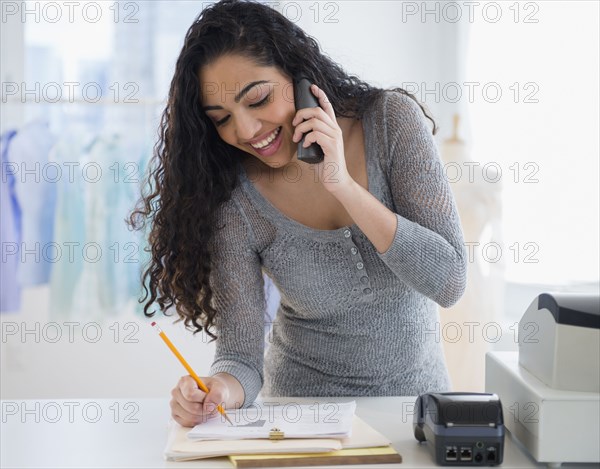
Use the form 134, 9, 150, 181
292, 84, 338, 142
202, 376, 230, 413
292, 117, 338, 144
310, 84, 335, 119
171, 376, 209, 427
301, 130, 335, 149
179, 375, 207, 402
290, 84, 335, 123
172, 384, 204, 415
170, 375, 229, 428
292, 107, 331, 129
170, 392, 206, 427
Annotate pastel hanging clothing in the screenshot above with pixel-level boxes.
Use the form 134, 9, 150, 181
7, 119, 57, 286
1, 130, 21, 312
48, 134, 90, 320
69, 134, 150, 320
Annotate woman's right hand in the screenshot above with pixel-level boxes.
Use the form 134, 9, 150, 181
170, 375, 230, 427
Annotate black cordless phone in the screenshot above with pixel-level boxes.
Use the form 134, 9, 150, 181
293, 77, 324, 164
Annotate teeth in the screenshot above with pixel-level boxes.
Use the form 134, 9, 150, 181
250, 127, 280, 149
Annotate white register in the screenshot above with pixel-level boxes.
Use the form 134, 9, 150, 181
485, 292, 600, 467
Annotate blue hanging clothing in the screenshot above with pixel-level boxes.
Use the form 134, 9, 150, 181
1, 130, 21, 312
8, 119, 57, 286
48, 133, 90, 320
70, 134, 149, 320
49, 132, 153, 320
129, 141, 154, 316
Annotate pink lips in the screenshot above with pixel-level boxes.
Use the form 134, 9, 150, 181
249, 127, 283, 157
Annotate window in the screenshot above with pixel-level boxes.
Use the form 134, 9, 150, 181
466, 1, 599, 287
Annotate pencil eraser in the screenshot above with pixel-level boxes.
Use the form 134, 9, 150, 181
151, 321, 156, 326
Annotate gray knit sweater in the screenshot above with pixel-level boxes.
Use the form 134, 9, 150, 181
208, 90, 467, 407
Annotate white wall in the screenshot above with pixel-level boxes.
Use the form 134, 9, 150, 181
0, 4, 25, 133
1, 286, 215, 399
295, 1, 469, 143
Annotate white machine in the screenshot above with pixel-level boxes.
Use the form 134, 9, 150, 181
485, 292, 600, 467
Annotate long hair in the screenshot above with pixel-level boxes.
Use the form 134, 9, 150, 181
128, 0, 437, 339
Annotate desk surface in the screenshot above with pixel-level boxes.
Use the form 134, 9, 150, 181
0, 396, 594, 468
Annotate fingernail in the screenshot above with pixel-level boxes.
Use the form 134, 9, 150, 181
204, 403, 216, 413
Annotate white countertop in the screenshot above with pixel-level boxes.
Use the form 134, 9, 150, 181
0, 396, 595, 468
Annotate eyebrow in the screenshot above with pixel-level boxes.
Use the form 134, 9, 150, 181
202, 80, 270, 111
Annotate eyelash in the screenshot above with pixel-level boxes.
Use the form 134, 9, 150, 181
215, 94, 271, 127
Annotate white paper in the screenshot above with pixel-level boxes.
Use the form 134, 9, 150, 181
187, 400, 356, 441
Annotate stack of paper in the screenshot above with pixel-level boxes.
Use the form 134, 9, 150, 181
187, 401, 356, 440
163, 400, 402, 466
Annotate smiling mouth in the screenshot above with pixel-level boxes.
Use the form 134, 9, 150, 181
249, 127, 282, 150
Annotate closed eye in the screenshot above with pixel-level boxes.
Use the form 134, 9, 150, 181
215, 116, 228, 126
250, 93, 271, 108
215, 93, 272, 127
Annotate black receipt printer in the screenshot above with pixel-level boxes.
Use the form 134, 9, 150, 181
413, 392, 505, 466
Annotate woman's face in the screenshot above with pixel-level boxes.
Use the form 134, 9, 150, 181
199, 53, 297, 171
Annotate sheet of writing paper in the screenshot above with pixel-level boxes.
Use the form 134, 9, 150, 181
187, 401, 356, 440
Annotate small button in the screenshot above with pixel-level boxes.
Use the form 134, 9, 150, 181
350, 247, 358, 255
363, 288, 372, 294
356, 262, 364, 270
360, 276, 369, 284
343, 230, 351, 238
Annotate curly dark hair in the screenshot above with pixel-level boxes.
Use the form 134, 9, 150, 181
128, 0, 437, 340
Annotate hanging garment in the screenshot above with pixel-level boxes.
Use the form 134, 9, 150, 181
48, 133, 91, 320
7, 119, 57, 286
124, 141, 154, 314
1, 130, 21, 312
70, 134, 150, 320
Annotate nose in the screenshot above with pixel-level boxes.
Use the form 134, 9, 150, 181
234, 111, 261, 142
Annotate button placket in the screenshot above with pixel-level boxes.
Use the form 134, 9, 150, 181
341, 229, 372, 297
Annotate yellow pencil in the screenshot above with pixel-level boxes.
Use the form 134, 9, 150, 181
151, 321, 233, 426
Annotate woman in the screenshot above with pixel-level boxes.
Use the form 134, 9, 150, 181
129, 0, 467, 427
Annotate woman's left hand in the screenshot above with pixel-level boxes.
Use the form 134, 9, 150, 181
291, 84, 355, 196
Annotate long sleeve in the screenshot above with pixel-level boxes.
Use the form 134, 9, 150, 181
208, 195, 266, 407
375, 91, 467, 307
